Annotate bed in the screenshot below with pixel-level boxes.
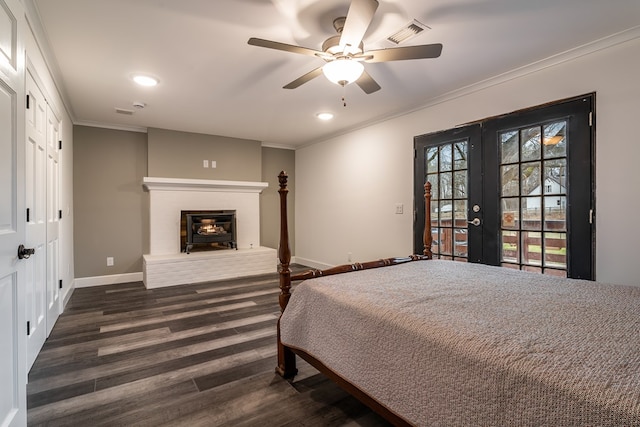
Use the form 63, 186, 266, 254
275, 171, 640, 426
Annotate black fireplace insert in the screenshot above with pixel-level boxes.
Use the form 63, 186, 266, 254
180, 210, 237, 253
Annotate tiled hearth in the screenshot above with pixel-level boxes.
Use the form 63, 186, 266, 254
142, 177, 276, 288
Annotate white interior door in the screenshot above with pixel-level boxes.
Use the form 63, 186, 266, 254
0, 0, 27, 424
46, 104, 60, 334
25, 70, 47, 370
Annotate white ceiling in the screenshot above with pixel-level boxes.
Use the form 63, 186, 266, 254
30, 0, 640, 148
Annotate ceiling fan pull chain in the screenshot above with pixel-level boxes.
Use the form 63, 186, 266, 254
342, 84, 347, 107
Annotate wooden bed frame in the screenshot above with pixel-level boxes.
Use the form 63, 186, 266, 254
276, 171, 433, 426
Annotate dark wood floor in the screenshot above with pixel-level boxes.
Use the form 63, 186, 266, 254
27, 266, 392, 426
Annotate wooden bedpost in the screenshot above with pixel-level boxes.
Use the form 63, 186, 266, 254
423, 181, 433, 259
276, 171, 297, 378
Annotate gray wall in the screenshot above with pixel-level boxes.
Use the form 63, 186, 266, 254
261, 147, 295, 252
148, 128, 262, 181
73, 126, 148, 277
74, 126, 295, 278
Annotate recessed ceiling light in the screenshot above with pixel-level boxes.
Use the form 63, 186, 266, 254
133, 75, 158, 87
316, 112, 334, 121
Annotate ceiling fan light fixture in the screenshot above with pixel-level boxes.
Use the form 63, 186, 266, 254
322, 59, 364, 86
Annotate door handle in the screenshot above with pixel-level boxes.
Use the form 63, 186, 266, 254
468, 218, 481, 226
17, 244, 35, 259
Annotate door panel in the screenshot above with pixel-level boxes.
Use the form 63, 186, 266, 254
0, 0, 26, 424
0, 74, 24, 427
25, 71, 47, 370
414, 125, 482, 260
46, 105, 60, 334
482, 96, 593, 279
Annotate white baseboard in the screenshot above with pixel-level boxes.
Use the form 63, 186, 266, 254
291, 256, 333, 270
74, 272, 143, 288
278, 256, 300, 266
61, 286, 74, 308
74, 256, 326, 288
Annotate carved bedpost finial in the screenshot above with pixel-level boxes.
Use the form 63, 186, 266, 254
423, 181, 433, 259
278, 170, 288, 191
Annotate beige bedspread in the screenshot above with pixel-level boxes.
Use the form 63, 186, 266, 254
280, 260, 640, 426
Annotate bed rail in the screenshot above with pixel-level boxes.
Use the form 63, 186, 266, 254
276, 170, 432, 377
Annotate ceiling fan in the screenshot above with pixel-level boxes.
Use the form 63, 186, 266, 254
248, 0, 442, 95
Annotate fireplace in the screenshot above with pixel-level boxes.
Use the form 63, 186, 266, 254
143, 177, 276, 289
181, 210, 237, 253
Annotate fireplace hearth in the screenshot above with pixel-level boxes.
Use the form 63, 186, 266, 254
181, 210, 237, 254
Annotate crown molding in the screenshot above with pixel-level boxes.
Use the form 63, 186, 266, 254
23, 0, 76, 122
74, 120, 148, 133
261, 142, 295, 150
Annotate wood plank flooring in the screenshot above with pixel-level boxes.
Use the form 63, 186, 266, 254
27, 267, 392, 426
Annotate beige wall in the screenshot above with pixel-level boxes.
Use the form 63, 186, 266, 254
148, 128, 262, 181
73, 126, 148, 277
74, 126, 296, 278
261, 147, 295, 252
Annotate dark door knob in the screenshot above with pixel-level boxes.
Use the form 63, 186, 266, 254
17, 244, 35, 259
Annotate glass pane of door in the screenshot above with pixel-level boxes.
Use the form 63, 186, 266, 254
498, 121, 568, 276
426, 139, 468, 261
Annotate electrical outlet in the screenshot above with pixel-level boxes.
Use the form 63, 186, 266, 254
395, 203, 404, 214
203, 159, 209, 168
107, 257, 114, 266
211, 160, 217, 168
348, 252, 352, 262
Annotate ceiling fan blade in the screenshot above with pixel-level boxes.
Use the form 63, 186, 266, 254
283, 66, 324, 89
366, 43, 443, 63
339, 0, 379, 54
355, 70, 381, 94
248, 37, 322, 57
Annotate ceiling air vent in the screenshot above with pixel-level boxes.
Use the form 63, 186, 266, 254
115, 107, 134, 115
386, 20, 430, 45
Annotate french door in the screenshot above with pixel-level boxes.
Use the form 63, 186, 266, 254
25, 67, 62, 369
414, 124, 482, 263
414, 95, 594, 280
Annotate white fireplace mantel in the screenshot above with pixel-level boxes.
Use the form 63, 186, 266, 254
142, 177, 268, 193
143, 176, 269, 255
